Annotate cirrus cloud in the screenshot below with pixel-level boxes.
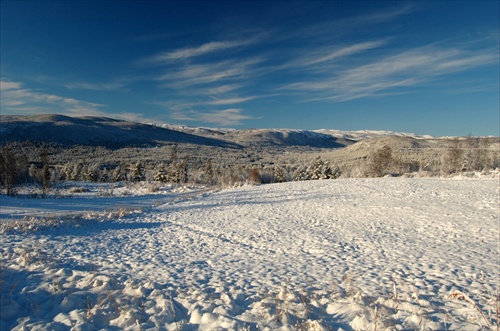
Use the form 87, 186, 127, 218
0, 79, 104, 116
171, 108, 257, 126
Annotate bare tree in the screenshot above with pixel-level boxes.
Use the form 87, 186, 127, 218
367, 146, 393, 177
442, 139, 463, 174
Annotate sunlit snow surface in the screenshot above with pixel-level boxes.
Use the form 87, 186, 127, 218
1, 178, 498, 330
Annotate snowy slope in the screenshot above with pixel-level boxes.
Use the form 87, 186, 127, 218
0, 114, 235, 148
1, 178, 499, 330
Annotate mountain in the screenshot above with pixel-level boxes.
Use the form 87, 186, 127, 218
152, 124, 354, 148
1, 114, 355, 149
0, 114, 238, 148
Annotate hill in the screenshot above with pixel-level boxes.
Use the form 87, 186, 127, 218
0, 114, 237, 148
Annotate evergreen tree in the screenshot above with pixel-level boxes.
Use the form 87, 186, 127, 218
329, 164, 342, 179
132, 162, 145, 182
0, 147, 22, 195
113, 166, 124, 182
293, 166, 307, 181
84, 166, 98, 182
35, 149, 51, 195
167, 162, 179, 183
178, 158, 188, 183
306, 156, 325, 180
41, 164, 51, 194
154, 164, 168, 182
204, 159, 214, 185
71, 163, 83, 181
59, 163, 70, 181
274, 165, 287, 183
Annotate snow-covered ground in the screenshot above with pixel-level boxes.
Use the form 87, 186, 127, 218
1, 178, 498, 330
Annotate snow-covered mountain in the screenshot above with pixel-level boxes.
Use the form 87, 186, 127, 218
2, 114, 448, 150
0, 114, 236, 148
152, 121, 435, 144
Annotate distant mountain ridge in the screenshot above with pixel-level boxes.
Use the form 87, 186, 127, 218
1, 114, 353, 149
0, 114, 238, 149
1, 114, 445, 150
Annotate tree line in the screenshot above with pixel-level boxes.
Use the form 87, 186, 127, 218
1, 138, 498, 195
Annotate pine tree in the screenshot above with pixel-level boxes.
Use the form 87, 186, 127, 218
306, 156, 323, 180
274, 165, 287, 183
71, 163, 83, 181
38, 149, 51, 194
59, 163, 69, 181
204, 159, 214, 185
167, 162, 179, 183
41, 164, 51, 194
84, 166, 98, 182
113, 166, 124, 182
154, 164, 168, 182
0, 147, 22, 195
178, 157, 188, 183
132, 162, 145, 182
293, 166, 307, 181
329, 164, 342, 179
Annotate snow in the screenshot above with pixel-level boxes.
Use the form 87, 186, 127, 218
1, 178, 498, 330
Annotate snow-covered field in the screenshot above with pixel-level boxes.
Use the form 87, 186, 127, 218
1, 178, 498, 330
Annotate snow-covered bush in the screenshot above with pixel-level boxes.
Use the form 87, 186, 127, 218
274, 165, 287, 183
300, 156, 341, 180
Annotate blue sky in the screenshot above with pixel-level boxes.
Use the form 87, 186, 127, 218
1, 1, 498, 136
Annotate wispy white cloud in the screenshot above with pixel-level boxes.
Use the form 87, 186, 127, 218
64, 81, 126, 91
0, 79, 104, 116
158, 57, 264, 88
291, 3, 416, 42
141, 37, 258, 65
283, 45, 498, 102
302, 40, 388, 66
276, 39, 389, 72
192, 84, 245, 96
208, 96, 257, 106
171, 108, 256, 126
0, 79, 155, 122
0, 81, 22, 90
